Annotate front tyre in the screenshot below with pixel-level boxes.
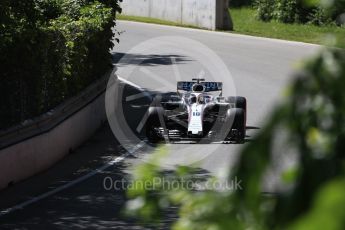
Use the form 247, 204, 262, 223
226, 96, 247, 126
145, 107, 165, 144
226, 108, 246, 143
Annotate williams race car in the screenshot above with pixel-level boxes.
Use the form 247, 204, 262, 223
145, 78, 247, 143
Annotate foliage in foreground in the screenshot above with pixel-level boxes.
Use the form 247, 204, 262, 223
0, 0, 121, 129
125, 1, 345, 229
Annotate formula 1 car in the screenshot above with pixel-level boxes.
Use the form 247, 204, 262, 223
145, 78, 247, 143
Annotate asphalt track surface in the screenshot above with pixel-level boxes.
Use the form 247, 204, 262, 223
0, 21, 320, 229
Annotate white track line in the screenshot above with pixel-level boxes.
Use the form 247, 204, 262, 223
0, 141, 145, 217
118, 76, 154, 101
118, 76, 143, 90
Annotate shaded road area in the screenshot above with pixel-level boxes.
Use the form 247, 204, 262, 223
0, 124, 176, 229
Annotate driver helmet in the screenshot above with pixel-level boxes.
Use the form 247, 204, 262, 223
198, 95, 205, 104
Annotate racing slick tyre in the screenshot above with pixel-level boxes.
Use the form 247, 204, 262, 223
145, 107, 165, 144
226, 108, 246, 143
226, 96, 247, 125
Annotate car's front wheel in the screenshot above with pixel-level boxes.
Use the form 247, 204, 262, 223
145, 107, 165, 144
226, 96, 247, 125
226, 108, 246, 143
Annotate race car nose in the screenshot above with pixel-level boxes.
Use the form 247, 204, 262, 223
188, 131, 203, 137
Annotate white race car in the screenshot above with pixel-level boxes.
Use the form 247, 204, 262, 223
145, 78, 247, 143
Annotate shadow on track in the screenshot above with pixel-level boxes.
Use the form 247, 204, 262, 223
0, 156, 211, 229
112, 52, 191, 67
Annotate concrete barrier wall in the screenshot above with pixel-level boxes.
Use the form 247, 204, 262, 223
0, 72, 111, 191
150, 0, 182, 23
122, 0, 151, 17
181, 0, 215, 29
121, 0, 232, 30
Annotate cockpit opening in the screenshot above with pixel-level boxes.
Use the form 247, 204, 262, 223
189, 94, 197, 104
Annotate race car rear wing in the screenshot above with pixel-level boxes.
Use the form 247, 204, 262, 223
177, 81, 223, 92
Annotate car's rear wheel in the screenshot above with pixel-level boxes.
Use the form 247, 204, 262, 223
226, 96, 247, 126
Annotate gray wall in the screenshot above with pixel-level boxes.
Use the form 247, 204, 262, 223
121, 0, 232, 30
0, 72, 111, 191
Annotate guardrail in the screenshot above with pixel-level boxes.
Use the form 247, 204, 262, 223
0, 72, 110, 150
0, 70, 113, 190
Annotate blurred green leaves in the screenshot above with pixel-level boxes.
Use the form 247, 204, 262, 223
289, 179, 345, 230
